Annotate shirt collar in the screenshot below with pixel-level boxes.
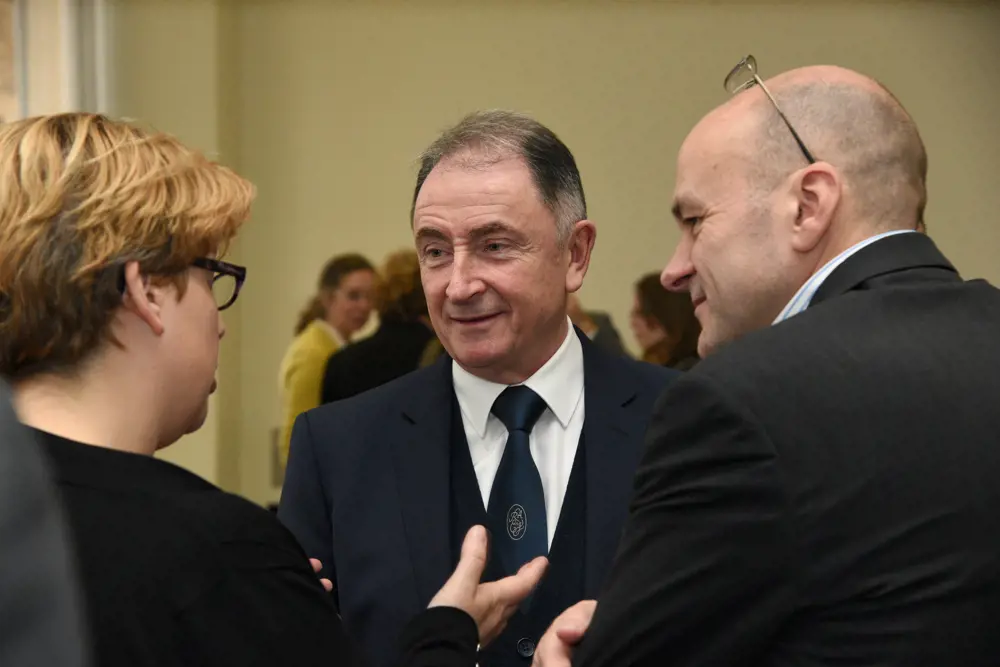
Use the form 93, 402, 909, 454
452, 317, 584, 438
773, 229, 917, 324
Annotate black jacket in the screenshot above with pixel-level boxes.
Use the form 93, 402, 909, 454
576, 232, 1000, 666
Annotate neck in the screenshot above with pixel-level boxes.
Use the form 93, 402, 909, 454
12, 358, 161, 456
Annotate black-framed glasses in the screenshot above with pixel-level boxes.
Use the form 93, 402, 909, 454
192, 257, 246, 311
724, 54, 817, 164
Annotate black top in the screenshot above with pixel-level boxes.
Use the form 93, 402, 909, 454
38, 429, 479, 667
322, 319, 435, 404
575, 232, 1000, 666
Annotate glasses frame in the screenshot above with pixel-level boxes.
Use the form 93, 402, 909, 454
192, 257, 246, 311
724, 54, 817, 164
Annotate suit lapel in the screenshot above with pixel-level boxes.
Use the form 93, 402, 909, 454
391, 356, 454, 604
578, 333, 643, 596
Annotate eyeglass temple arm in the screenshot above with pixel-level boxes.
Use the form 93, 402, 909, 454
754, 76, 817, 164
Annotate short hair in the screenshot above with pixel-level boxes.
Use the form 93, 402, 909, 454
0, 113, 255, 380
748, 81, 927, 231
411, 110, 587, 243
294, 253, 375, 335
374, 249, 426, 322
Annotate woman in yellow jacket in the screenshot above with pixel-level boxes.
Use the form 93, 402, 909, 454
279, 253, 375, 466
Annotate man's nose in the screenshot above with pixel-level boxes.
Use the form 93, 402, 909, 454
661, 236, 695, 292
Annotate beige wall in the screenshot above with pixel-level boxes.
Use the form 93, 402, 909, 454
111, 1, 1000, 505
109, 0, 244, 489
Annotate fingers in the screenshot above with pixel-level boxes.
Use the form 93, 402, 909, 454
320, 577, 334, 593
532, 600, 595, 667
310, 558, 323, 575
452, 525, 489, 584
428, 525, 489, 609
491, 556, 549, 605
552, 600, 596, 643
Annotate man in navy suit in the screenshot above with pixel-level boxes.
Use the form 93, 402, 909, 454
279, 110, 677, 667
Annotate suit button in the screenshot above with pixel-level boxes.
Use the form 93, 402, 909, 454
516, 638, 535, 658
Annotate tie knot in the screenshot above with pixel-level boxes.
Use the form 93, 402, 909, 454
491, 385, 547, 434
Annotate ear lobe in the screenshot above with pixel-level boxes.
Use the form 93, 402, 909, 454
564, 220, 596, 293
791, 164, 841, 253
121, 261, 166, 336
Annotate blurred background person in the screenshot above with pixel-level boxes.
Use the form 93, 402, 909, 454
566, 294, 626, 356
630, 272, 700, 371
321, 249, 436, 403
279, 253, 375, 465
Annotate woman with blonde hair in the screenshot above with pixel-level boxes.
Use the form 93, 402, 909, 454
0, 112, 543, 667
321, 249, 436, 403
279, 252, 375, 465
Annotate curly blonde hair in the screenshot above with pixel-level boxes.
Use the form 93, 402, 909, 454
0, 113, 255, 379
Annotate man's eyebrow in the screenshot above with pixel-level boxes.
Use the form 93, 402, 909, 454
467, 221, 524, 242
414, 227, 449, 243
671, 193, 703, 222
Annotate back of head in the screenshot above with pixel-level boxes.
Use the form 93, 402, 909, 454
749, 70, 928, 231
0, 113, 255, 381
294, 253, 375, 335
375, 249, 426, 323
411, 109, 587, 243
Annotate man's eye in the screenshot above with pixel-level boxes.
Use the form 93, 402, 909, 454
485, 242, 505, 252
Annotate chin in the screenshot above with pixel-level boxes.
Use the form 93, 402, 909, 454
449, 340, 509, 371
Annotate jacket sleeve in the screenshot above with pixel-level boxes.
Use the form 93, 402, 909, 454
278, 411, 339, 609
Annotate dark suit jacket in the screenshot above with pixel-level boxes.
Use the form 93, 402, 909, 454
575, 232, 1000, 666
280, 330, 677, 667
322, 319, 435, 404
38, 428, 483, 667
587, 312, 626, 357
0, 384, 89, 667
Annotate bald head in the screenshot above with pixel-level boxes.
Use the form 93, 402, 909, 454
735, 66, 926, 230
665, 64, 930, 356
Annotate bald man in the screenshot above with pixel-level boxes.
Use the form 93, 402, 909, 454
538, 61, 1000, 666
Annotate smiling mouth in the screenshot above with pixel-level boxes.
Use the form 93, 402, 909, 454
452, 313, 500, 325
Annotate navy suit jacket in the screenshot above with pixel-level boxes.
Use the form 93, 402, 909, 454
279, 330, 676, 667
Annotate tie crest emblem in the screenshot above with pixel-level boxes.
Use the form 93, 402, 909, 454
506, 504, 527, 540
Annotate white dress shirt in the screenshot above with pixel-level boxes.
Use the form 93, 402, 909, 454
773, 229, 917, 324
452, 319, 585, 548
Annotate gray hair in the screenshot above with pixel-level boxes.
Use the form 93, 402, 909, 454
411, 110, 587, 243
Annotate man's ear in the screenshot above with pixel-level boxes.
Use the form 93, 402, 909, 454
121, 261, 165, 336
790, 163, 842, 254
564, 219, 596, 294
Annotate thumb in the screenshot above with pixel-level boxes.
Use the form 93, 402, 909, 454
451, 525, 489, 585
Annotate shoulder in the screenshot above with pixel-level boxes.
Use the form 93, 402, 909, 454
284, 323, 336, 365
168, 484, 307, 562
306, 359, 448, 429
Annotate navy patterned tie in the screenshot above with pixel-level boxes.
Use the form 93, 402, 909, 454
487, 385, 549, 577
